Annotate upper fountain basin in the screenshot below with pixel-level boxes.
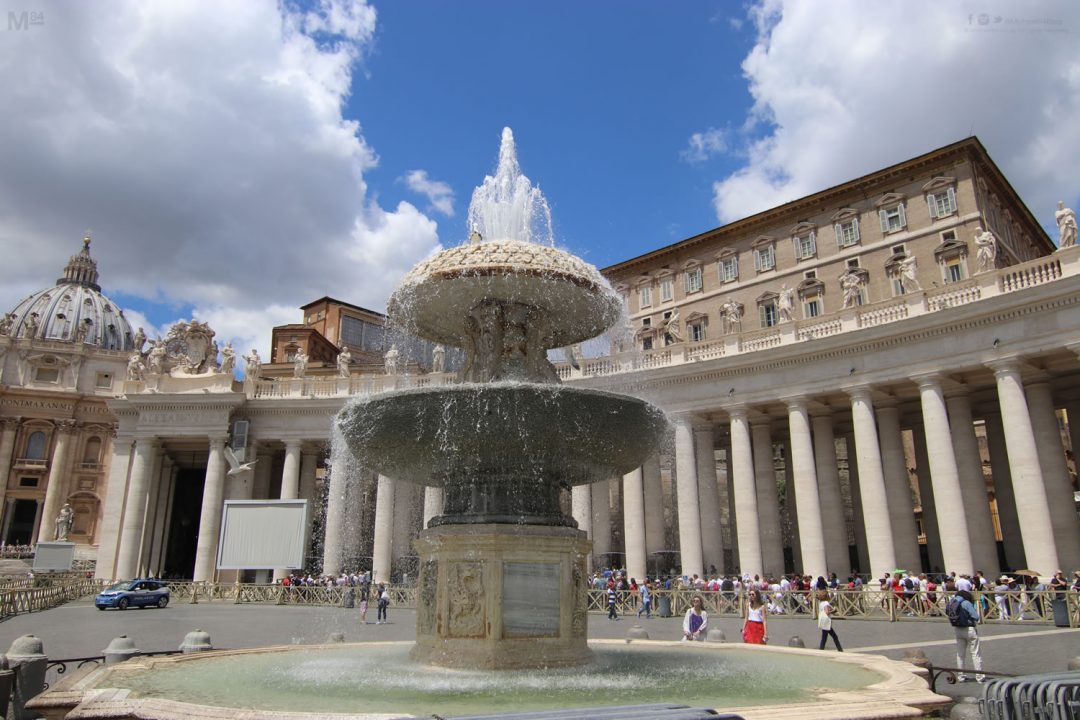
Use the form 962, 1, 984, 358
336, 383, 667, 488
388, 239, 622, 349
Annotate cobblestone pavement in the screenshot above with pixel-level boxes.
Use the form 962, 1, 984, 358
3, 598, 1077, 705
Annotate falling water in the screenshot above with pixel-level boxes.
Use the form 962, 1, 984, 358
466, 127, 555, 245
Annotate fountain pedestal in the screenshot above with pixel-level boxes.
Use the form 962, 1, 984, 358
411, 524, 592, 669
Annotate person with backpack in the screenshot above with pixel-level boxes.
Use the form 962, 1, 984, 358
947, 590, 984, 682
376, 583, 390, 624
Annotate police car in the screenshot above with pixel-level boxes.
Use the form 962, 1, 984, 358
95, 579, 170, 610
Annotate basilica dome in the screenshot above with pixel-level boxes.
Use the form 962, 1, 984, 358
4, 235, 135, 351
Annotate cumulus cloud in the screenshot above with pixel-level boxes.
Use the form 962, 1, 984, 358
681, 128, 730, 164
0, 0, 442, 352
402, 170, 456, 217
714, 0, 1080, 235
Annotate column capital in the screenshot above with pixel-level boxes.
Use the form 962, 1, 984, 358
724, 405, 749, 421
55, 419, 78, 434
910, 372, 944, 390
282, 438, 305, 452
844, 384, 877, 402
780, 395, 809, 412
133, 435, 159, 449
208, 435, 229, 450
0, 416, 20, 431
986, 357, 1032, 378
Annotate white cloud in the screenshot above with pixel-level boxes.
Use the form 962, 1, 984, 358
713, 0, 1080, 236
0, 0, 441, 332
402, 170, 456, 217
191, 304, 299, 376
681, 128, 730, 164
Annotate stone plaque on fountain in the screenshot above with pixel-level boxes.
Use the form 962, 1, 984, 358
502, 562, 561, 637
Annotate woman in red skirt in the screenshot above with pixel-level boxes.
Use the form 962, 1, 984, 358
742, 589, 768, 644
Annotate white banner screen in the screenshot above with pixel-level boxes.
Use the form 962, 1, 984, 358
33, 542, 76, 572
217, 500, 308, 570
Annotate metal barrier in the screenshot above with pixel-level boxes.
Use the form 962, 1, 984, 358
0, 579, 105, 621
980, 670, 1080, 719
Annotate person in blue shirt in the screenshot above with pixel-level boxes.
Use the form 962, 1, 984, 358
637, 581, 652, 618
952, 590, 984, 682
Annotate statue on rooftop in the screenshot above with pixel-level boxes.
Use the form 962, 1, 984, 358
219, 342, 237, 375
777, 285, 795, 323
243, 348, 262, 381
293, 348, 308, 379
1057, 201, 1077, 249
337, 346, 352, 378
974, 226, 997, 273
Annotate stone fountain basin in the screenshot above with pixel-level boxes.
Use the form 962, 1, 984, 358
27, 641, 950, 720
337, 383, 667, 487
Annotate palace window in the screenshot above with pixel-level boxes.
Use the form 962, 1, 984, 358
684, 267, 703, 294
718, 254, 739, 283
25, 431, 47, 460
835, 218, 860, 247
638, 285, 653, 308
659, 278, 674, 303
95, 372, 112, 389
753, 244, 775, 272
19, 477, 38, 488
927, 187, 957, 219
688, 321, 706, 343
642, 336, 653, 351
792, 230, 817, 260
879, 203, 907, 233
944, 257, 965, 283
758, 299, 779, 328
803, 292, 823, 318
934, 230, 968, 284
34, 367, 60, 383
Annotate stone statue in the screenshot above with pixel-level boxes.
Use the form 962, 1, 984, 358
219, 342, 236, 374
840, 272, 863, 308
161, 320, 216, 374
126, 351, 146, 381
54, 503, 74, 541
73, 319, 90, 344
664, 308, 683, 343
23, 312, 39, 339
721, 298, 742, 333
337, 346, 351, 378
899, 256, 921, 292
777, 285, 795, 323
146, 341, 166, 375
293, 348, 308, 379
206, 340, 220, 372
432, 344, 445, 373
974, 226, 997, 272
243, 349, 262, 380
384, 344, 400, 376
0, 313, 14, 336
1057, 201, 1077, 248
133, 327, 147, 353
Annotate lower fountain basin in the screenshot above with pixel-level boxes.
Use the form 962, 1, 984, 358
31, 641, 949, 720
337, 384, 667, 521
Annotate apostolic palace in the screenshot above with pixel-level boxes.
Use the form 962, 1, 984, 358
1, 137, 1078, 586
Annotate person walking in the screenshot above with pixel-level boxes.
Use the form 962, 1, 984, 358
358, 581, 370, 624
948, 589, 984, 682
376, 583, 389, 624
817, 594, 843, 651
682, 595, 708, 641
742, 589, 768, 644
607, 579, 619, 621
637, 581, 652, 619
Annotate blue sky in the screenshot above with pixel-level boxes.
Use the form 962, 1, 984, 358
0, 0, 1077, 356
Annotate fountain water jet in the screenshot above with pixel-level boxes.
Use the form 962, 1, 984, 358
338, 127, 667, 668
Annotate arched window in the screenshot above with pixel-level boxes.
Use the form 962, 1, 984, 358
82, 437, 102, 465
25, 431, 47, 460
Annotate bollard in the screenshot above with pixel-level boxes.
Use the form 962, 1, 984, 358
6, 635, 46, 720
191, 584, 199, 604
705, 628, 725, 643
0, 656, 14, 720
103, 636, 140, 665
626, 625, 649, 641
327, 632, 346, 643
179, 629, 213, 653
787, 636, 805, 648
343, 588, 355, 609
902, 648, 930, 668
949, 696, 981, 719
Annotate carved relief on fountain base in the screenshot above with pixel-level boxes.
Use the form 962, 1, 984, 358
410, 523, 592, 670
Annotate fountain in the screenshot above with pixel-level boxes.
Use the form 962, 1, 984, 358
27, 129, 949, 720
337, 126, 668, 668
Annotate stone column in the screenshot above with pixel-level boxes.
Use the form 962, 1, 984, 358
391, 480, 416, 575
785, 400, 826, 579
984, 412, 1025, 569
148, 463, 176, 577
642, 454, 665, 559
673, 417, 703, 578
990, 361, 1060, 575
694, 424, 724, 575
1026, 381, 1080, 571
571, 483, 593, 574
321, 441, 350, 577
37, 420, 77, 543
945, 392, 1000, 576
622, 466, 647, 584
371, 474, 395, 584
422, 487, 444, 529
299, 450, 319, 552
193, 436, 228, 583
252, 446, 273, 499
591, 480, 612, 561
782, 438, 800, 571
843, 431, 870, 575
912, 424, 944, 572
138, 453, 167, 575
846, 387, 896, 578
272, 440, 303, 581
1066, 400, 1080, 480
95, 435, 134, 580
114, 437, 158, 580
751, 420, 784, 577
875, 403, 922, 573
811, 412, 851, 579
0, 418, 20, 526
728, 407, 761, 578
915, 375, 974, 575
